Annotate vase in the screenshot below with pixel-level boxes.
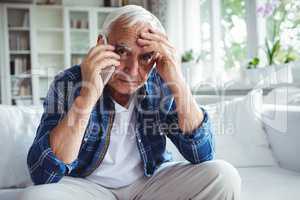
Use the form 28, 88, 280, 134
181, 62, 203, 89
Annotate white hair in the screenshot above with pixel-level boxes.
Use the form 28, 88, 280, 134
102, 5, 166, 37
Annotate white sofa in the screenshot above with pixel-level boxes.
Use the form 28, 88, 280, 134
0, 90, 300, 200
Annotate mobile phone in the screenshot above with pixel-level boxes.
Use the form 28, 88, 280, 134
99, 33, 116, 85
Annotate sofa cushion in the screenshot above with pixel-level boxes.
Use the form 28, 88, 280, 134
0, 105, 43, 189
192, 90, 276, 167
209, 90, 276, 167
167, 90, 276, 167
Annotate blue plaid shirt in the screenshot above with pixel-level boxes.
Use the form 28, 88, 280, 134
27, 65, 215, 185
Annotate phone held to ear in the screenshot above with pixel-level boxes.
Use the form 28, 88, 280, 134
99, 33, 116, 86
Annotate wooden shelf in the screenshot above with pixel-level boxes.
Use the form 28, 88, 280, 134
34, 5, 63, 10
11, 74, 32, 79
12, 95, 32, 100
39, 74, 55, 78
38, 50, 64, 55
70, 28, 89, 33
71, 51, 87, 55
95, 7, 119, 13
10, 50, 31, 54
9, 27, 30, 31
37, 28, 64, 32
2, 4, 124, 106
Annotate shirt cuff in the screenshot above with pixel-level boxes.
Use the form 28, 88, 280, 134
177, 107, 211, 142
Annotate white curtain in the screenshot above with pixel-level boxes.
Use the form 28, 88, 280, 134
148, 0, 201, 54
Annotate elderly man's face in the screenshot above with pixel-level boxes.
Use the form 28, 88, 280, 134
106, 20, 156, 95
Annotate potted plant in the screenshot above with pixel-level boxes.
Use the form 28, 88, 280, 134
245, 0, 299, 86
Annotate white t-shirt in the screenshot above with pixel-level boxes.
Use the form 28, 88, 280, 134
86, 96, 144, 188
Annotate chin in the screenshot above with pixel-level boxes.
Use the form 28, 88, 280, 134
117, 87, 138, 95
108, 80, 143, 95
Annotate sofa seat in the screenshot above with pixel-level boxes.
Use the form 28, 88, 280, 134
1, 166, 300, 200
1, 89, 300, 200
0, 188, 23, 200
239, 166, 300, 200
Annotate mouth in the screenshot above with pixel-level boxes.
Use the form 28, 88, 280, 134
118, 78, 140, 85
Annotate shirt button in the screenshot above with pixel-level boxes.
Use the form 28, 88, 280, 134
138, 139, 142, 143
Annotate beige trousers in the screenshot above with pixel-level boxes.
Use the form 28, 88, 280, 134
20, 160, 241, 200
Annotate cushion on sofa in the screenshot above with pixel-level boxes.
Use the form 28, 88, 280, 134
211, 90, 276, 167
167, 90, 276, 167
203, 90, 276, 167
0, 105, 43, 189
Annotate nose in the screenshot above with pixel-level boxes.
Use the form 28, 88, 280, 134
125, 57, 140, 77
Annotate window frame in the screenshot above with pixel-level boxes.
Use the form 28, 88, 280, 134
208, 0, 264, 72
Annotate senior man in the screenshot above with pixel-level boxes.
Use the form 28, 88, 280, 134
22, 5, 241, 200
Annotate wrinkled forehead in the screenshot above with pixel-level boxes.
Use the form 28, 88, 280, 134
108, 19, 152, 47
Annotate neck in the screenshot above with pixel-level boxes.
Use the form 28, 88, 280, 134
107, 87, 132, 108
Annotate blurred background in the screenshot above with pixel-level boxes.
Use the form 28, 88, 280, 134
0, 0, 299, 106
0, 1, 300, 200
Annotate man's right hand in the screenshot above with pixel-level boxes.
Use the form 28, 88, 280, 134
79, 37, 120, 106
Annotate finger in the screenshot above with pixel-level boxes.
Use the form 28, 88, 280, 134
88, 45, 115, 58
89, 45, 115, 58
140, 32, 162, 42
141, 44, 158, 53
140, 27, 168, 41
96, 58, 120, 70
140, 27, 150, 34
140, 32, 170, 48
139, 37, 174, 55
92, 50, 120, 62
148, 27, 168, 40
154, 52, 160, 60
160, 40, 174, 49
137, 38, 152, 46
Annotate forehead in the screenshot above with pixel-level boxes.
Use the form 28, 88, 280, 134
108, 19, 151, 49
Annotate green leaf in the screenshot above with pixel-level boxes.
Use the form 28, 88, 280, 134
252, 57, 260, 66
181, 49, 195, 63
271, 40, 281, 57
265, 39, 273, 65
247, 57, 260, 69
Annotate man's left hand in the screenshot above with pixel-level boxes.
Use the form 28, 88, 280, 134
137, 28, 183, 83
137, 27, 204, 133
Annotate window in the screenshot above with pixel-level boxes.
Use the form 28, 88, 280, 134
220, 0, 247, 70
262, 0, 300, 65
197, 0, 299, 73
199, 0, 211, 67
